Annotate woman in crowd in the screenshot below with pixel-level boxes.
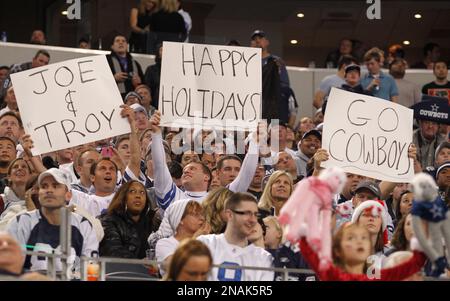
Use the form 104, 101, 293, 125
99, 180, 160, 258
393, 190, 413, 226
202, 187, 233, 234
0, 158, 34, 231
351, 200, 390, 258
155, 199, 207, 276
163, 239, 213, 281
258, 171, 293, 217
129, 0, 157, 53
386, 213, 414, 255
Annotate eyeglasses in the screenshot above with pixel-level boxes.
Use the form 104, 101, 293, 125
231, 209, 261, 219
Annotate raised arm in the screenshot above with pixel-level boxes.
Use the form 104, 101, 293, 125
150, 111, 179, 210
228, 123, 266, 193
21, 134, 46, 174
120, 104, 141, 180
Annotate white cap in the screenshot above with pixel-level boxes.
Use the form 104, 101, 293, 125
38, 168, 72, 190
130, 103, 148, 116
167, 199, 192, 233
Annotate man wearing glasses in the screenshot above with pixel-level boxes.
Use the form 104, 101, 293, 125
197, 192, 274, 281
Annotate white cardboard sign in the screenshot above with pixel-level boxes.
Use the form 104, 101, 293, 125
159, 42, 262, 131
11, 55, 130, 155
322, 88, 414, 182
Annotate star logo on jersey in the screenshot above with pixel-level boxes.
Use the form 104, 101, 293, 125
430, 204, 443, 219
431, 104, 439, 112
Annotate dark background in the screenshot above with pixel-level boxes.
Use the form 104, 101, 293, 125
0, 0, 449, 66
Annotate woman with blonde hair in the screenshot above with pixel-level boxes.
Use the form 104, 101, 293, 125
202, 187, 233, 234
258, 171, 293, 217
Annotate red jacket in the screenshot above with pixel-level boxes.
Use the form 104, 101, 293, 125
300, 238, 426, 281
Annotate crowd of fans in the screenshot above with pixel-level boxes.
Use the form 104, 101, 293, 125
0, 0, 449, 282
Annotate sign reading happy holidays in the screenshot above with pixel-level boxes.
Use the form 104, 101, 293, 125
159, 42, 262, 131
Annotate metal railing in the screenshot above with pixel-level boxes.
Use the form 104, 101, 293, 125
9, 250, 450, 281
20, 250, 315, 281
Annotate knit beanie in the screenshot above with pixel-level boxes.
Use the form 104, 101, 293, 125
167, 199, 191, 233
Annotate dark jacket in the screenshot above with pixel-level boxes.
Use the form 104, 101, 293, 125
150, 10, 187, 44
106, 51, 144, 98
262, 56, 281, 121
99, 207, 161, 259
144, 59, 161, 109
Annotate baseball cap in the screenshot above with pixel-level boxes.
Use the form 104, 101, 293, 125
130, 103, 148, 116
345, 64, 361, 75
124, 91, 142, 103
302, 129, 322, 140
354, 181, 381, 199
38, 168, 71, 190
251, 30, 266, 40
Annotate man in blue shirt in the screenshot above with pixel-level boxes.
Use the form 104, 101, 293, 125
360, 49, 399, 102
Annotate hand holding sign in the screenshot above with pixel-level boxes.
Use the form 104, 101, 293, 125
321, 88, 414, 182
120, 104, 136, 131
21, 134, 35, 158
11, 55, 130, 155
313, 149, 330, 170
408, 144, 417, 160
159, 42, 262, 131
149, 111, 162, 134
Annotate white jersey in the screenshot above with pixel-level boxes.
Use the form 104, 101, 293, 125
69, 190, 115, 218
151, 133, 208, 210
155, 236, 179, 276
151, 133, 259, 211
147, 197, 204, 248
197, 234, 274, 281
7, 209, 98, 279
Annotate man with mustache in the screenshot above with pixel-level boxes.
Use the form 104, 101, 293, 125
7, 168, 98, 279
